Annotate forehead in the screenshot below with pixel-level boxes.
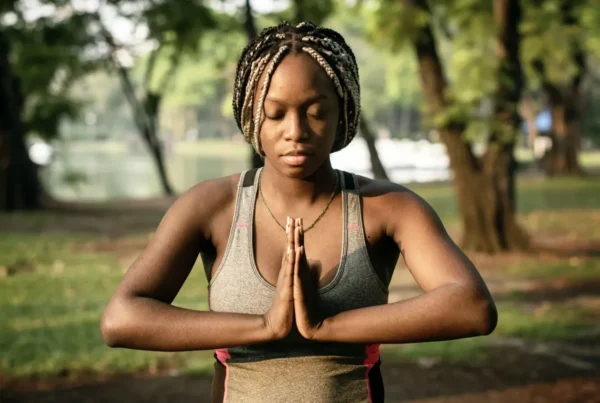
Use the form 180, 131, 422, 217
257, 52, 338, 102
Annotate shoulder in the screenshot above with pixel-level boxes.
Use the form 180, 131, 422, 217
353, 174, 445, 241
354, 174, 431, 214
163, 172, 242, 240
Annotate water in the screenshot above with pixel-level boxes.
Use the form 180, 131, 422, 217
43, 146, 248, 201
42, 139, 451, 201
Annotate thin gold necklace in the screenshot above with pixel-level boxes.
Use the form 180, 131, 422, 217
258, 169, 339, 233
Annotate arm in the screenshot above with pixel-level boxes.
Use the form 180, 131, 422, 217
314, 188, 497, 344
100, 177, 275, 351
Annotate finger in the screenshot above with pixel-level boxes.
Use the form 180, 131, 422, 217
294, 218, 300, 247
282, 217, 293, 264
279, 217, 294, 284
288, 216, 295, 252
294, 243, 303, 295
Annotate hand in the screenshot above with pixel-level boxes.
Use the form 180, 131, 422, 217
293, 218, 325, 340
262, 217, 296, 341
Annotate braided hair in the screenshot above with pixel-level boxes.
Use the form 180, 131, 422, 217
232, 21, 361, 155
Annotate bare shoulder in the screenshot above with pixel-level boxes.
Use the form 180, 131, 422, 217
164, 173, 241, 240
355, 175, 432, 213
355, 175, 445, 240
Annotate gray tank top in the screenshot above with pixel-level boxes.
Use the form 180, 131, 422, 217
207, 168, 390, 403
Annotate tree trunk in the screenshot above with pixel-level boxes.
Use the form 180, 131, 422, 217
545, 84, 583, 176
533, 1, 585, 176
0, 30, 41, 211
101, 25, 175, 196
359, 117, 389, 180
407, 0, 527, 253
116, 66, 175, 195
293, 0, 305, 23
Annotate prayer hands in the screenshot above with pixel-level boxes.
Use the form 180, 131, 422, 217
292, 218, 325, 340
262, 217, 324, 341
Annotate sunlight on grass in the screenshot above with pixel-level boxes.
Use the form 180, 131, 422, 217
0, 234, 210, 378
382, 300, 597, 363
408, 176, 600, 229
1, 176, 599, 378
523, 209, 600, 241
494, 303, 598, 341
504, 257, 600, 280
382, 338, 490, 362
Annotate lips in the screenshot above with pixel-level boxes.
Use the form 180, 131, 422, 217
281, 150, 313, 166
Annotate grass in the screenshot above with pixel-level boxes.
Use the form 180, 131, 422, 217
1, 175, 599, 378
503, 257, 600, 281
382, 301, 599, 362
409, 176, 600, 230
493, 303, 599, 341
0, 235, 212, 378
383, 338, 490, 363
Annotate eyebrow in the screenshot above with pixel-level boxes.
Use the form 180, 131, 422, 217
264, 94, 329, 105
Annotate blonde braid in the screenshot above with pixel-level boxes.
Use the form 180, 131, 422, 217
252, 45, 290, 154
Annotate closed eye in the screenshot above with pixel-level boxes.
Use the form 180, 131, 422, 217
265, 112, 284, 120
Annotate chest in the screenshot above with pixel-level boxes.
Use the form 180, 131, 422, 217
208, 191, 399, 288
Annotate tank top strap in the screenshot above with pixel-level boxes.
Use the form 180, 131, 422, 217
340, 171, 364, 256
208, 168, 260, 288
234, 167, 261, 228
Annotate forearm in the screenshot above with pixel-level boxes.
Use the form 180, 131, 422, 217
101, 296, 273, 351
315, 284, 497, 344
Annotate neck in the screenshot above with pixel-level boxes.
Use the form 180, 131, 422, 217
260, 160, 338, 208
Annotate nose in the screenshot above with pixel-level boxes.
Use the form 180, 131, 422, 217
284, 112, 309, 142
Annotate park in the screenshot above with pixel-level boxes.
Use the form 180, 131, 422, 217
1, 0, 600, 402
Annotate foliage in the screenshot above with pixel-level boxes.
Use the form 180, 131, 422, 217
1, 2, 101, 140
365, 0, 502, 142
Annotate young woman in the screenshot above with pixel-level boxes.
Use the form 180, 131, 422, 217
101, 22, 497, 403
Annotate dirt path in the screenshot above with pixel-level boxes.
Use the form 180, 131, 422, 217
3, 346, 599, 403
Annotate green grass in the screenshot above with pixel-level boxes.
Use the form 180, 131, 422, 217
2, 175, 600, 378
0, 235, 212, 378
383, 338, 490, 363
504, 258, 600, 281
408, 176, 600, 228
382, 301, 598, 363
494, 303, 598, 341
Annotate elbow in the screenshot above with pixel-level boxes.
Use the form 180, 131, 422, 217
474, 295, 498, 336
100, 299, 130, 348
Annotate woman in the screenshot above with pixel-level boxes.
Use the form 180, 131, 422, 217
101, 22, 497, 402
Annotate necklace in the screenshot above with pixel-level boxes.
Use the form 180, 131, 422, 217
258, 169, 339, 233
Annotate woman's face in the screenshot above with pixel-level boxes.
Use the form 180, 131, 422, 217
254, 52, 340, 178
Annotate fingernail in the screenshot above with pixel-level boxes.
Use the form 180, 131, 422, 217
286, 216, 290, 232
287, 246, 291, 254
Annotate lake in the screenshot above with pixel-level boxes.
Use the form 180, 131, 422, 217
41, 138, 451, 201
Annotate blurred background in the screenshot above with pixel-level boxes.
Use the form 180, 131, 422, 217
1, 0, 599, 402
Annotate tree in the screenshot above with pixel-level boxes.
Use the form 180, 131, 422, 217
241, 0, 263, 169
522, 0, 587, 176
296, 1, 389, 179
370, 0, 528, 253
95, 0, 216, 195
1, 1, 98, 210
0, 29, 40, 210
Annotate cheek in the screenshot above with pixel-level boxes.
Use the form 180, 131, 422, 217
316, 111, 340, 143
258, 120, 279, 152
